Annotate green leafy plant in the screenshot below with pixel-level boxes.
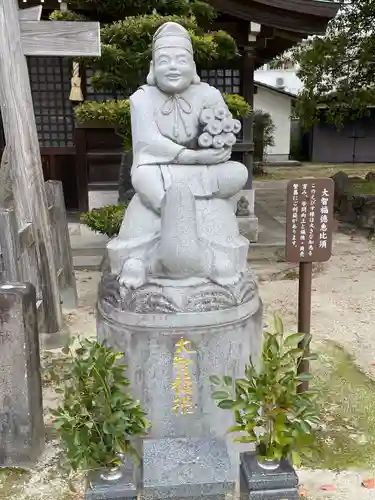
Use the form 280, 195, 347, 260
51, 6, 238, 93
279, 0, 375, 129
80, 204, 126, 238
223, 93, 251, 119
210, 316, 319, 466
48, 338, 150, 473
253, 109, 275, 164
49, 10, 86, 21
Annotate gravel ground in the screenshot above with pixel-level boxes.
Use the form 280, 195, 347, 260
258, 231, 375, 380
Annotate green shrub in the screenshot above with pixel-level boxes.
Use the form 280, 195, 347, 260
211, 315, 319, 466
49, 10, 86, 21
47, 338, 150, 472
75, 101, 132, 150
80, 204, 126, 238
223, 93, 251, 119
253, 109, 276, 163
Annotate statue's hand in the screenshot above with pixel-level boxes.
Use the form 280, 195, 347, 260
195, 148, 231, 165
177, 147, 231, 165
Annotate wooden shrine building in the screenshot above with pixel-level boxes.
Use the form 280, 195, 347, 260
1, 0, 338, 212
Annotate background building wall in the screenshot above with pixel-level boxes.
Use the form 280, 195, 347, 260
312, 115, 375, 163
254, 86, 293, 161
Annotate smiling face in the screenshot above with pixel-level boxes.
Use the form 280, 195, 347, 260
153, 47, 196, 94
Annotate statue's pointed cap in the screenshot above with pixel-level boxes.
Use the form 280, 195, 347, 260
153, 22, 193, 54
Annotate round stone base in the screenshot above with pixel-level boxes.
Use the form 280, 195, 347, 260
97, 271, 263, 440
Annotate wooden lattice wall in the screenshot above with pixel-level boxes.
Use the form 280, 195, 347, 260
200, 68, 241, 94
28, 56, 74, 148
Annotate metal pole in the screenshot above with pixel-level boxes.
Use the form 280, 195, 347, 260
297, 261, 313, 392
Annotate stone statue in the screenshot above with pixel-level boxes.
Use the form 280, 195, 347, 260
107, 22, 249, 292
98, 22, 262, 445
236, 196, 250, 217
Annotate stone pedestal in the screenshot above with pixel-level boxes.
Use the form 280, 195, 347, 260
240, 453, 300, 500
86, 464, 137, 500
232, 189, 259, 242
97, 271, 262, 441
237, 215, 259, 242
142, 438, 235, 500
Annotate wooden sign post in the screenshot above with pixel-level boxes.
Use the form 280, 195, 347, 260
285, 178, 334, 391
0, 0, 100, 333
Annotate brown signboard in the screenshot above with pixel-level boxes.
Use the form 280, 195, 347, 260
285, 178, 334, 263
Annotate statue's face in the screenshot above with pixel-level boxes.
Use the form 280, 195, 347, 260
153, 47, 195, 93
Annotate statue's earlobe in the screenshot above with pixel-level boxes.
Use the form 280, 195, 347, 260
147, 63, 155, 85
192, 73, 200, 84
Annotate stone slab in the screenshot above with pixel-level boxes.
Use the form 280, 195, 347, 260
244, 487, 300, 499
240, 453, 299, 500
142, 438, 235, 499
237, 215, 259, 242
86, 470, 137, 500
0, 282, 44, 466
73, 255, 103, 270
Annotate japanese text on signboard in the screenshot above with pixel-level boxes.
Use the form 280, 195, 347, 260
286, 178, 334, 263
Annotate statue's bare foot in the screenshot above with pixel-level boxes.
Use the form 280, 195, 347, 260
118, 258, 147, 290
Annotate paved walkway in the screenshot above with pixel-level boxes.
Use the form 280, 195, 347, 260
253, 180, 286, 247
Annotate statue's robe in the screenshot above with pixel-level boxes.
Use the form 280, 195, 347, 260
130, 82, 232, 199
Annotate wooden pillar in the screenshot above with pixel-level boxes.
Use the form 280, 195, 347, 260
0, 0, 62, 332
242, 48, 255, 189
74, 127, 89, 213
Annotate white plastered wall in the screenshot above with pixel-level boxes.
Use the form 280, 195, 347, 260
253, 86, 293, 162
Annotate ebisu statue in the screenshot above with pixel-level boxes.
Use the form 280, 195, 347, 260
106, 21, 251, 295
98, 21, 262, 446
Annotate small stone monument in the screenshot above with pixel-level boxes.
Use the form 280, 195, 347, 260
236, 196, 250, 217
0, 283, 44, 466
97, 21, 263, 498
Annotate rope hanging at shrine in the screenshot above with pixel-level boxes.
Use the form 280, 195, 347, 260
57, 1, 84, 102
69, 61, 84, 102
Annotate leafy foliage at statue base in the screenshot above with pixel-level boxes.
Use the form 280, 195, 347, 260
47, 338, 150, 473
80, 204, 127, 238
210, 316, 319, 467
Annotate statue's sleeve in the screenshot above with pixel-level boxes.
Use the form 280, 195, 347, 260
130, 89, 185, 167
202, 86, 228, 110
